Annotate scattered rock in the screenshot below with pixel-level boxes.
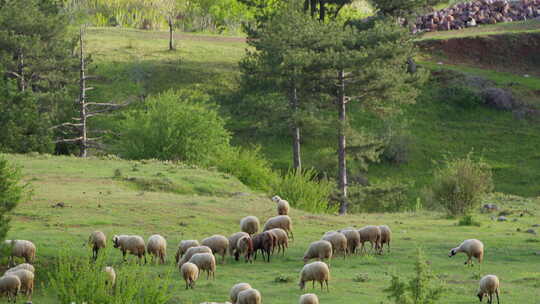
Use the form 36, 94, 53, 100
497, 216, 507, 222
532, 224, 540, 227
482, 88, 518, 111
525, 229, 537, 235
51, 202, 65, 208
179, 222, 188, 227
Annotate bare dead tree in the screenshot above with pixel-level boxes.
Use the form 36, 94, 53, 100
52, 27, 131, 157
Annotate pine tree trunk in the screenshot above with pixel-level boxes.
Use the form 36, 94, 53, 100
310, 0, 317, 17
337, 70, 348, 215
319, 0, 326, 21
168, 17, 174, 51
79, 28, 88, 158
291, 86, 302, 171
17, 50, 25, 92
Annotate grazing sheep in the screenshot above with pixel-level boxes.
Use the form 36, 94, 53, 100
88, 231, 106, 260
0, 274, 21, 303
339, 229, 360, 255
112, 235, 147, 264
103, 266, 116, 288
235, 235, 254, 263
263, 215, 294, 240
378, 225, 392, 253
322, 231, 348, 258
252, 231, 275, 262
272, 195, 290, 216
188, 253, 216, 280
449, 239, 484, 266
5, 269, 33, 298
299, 293, 319, 304
230, 283, 252, 304
147, 234, 167, 264
357, 226, 381, 254
299, 261, 330, 292
477, 275, 500, 304
180, 262, 199, 289
237, 288, 262, 304
303, 240, 333, 264
268, 228, 289, 255
178, 245, 212, 267
201, 235, 229, 264
4, 240, 36, 266
175, 240, 200, 264
229, 232, 249, 257
240, 216, 260, 235
5, 263, 35, 274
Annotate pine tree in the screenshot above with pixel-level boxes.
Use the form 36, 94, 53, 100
0, 157, 25, 245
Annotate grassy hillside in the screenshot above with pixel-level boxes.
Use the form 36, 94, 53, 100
83, 27, 540, 201
4, 153, 540, 303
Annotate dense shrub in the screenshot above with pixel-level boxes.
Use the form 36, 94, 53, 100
429, 154, 493, 216
215, 146, 279, 192
113, 90, 230, 165
272, 168, 335, 213
48, 247, 173, 304
382, 120, 413, 166
438, 86, 483, 109
0, 157, 25, 245
384, 248, 446, 304
458, 215, 482, 227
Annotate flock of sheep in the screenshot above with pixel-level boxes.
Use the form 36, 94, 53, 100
1, 195, 501, 304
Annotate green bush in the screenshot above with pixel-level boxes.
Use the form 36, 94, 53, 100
272, 168, 335, 213
0, 157, 25, 245
215, 146, 279, 192
429, 154, 493, 216
48, 247, 173, 304
384, 248, 446, 304
113, 90, 230, 165
458, 215, 482, 227
349, 180, 409, 213
438, 86, 483, 109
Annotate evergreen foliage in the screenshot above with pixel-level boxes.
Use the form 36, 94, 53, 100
0, 157, 25, 244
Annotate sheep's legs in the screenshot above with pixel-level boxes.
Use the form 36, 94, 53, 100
319, 281, 324, 290
325, 279, 329, 292
495, 289, 500, 304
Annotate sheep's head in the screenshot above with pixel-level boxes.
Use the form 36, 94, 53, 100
271, 195, 281, 202
298, 280, 305, 290
448, 248, 457, 257
477, 291, 484, 302
112, 235, 120, 248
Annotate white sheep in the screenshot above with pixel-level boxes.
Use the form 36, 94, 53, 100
4, 240, 36, 266
180, 262, 199, 289
230, 282, 252, 304
449, 239, 484, 266
272, 196, 290, 216
103, 266, 116, 288
5, 263, 35, 274
178, 245, 212, 267
268, 228, 289, 255
112, 235, 147, 264
339, 229, 360, 255
477, 274, 500, 303
237, 288, 261, 304
303, 240, 332, 264
201, 235, 229, 264
0, 274, 21, 303
299, 261, 330, 291
263, 215, 294, 240
147, 234, 167, 264
299, 293, 319, 304
229, 232, 249, 257
188, 253, 216, 280
240, 216, 260, 235
378, 225, 392, 253
88, 231, 106, 260
357, 226, 381, 254
175, 240, 200, 264
4, 269, 33, 298
322, 231, 348, 258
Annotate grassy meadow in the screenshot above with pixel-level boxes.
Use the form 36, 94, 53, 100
4, 153, 540, 303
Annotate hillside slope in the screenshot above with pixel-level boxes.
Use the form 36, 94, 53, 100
4, 154, 540, 303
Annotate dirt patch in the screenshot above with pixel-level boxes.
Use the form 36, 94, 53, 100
418, 32, 540, 76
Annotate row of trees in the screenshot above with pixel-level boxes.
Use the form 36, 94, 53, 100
239, 0, 431, 213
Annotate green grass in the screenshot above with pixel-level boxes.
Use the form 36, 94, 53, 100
82, 27, 540, 201
4, 153, 540, 303
420, 19, 540, 40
